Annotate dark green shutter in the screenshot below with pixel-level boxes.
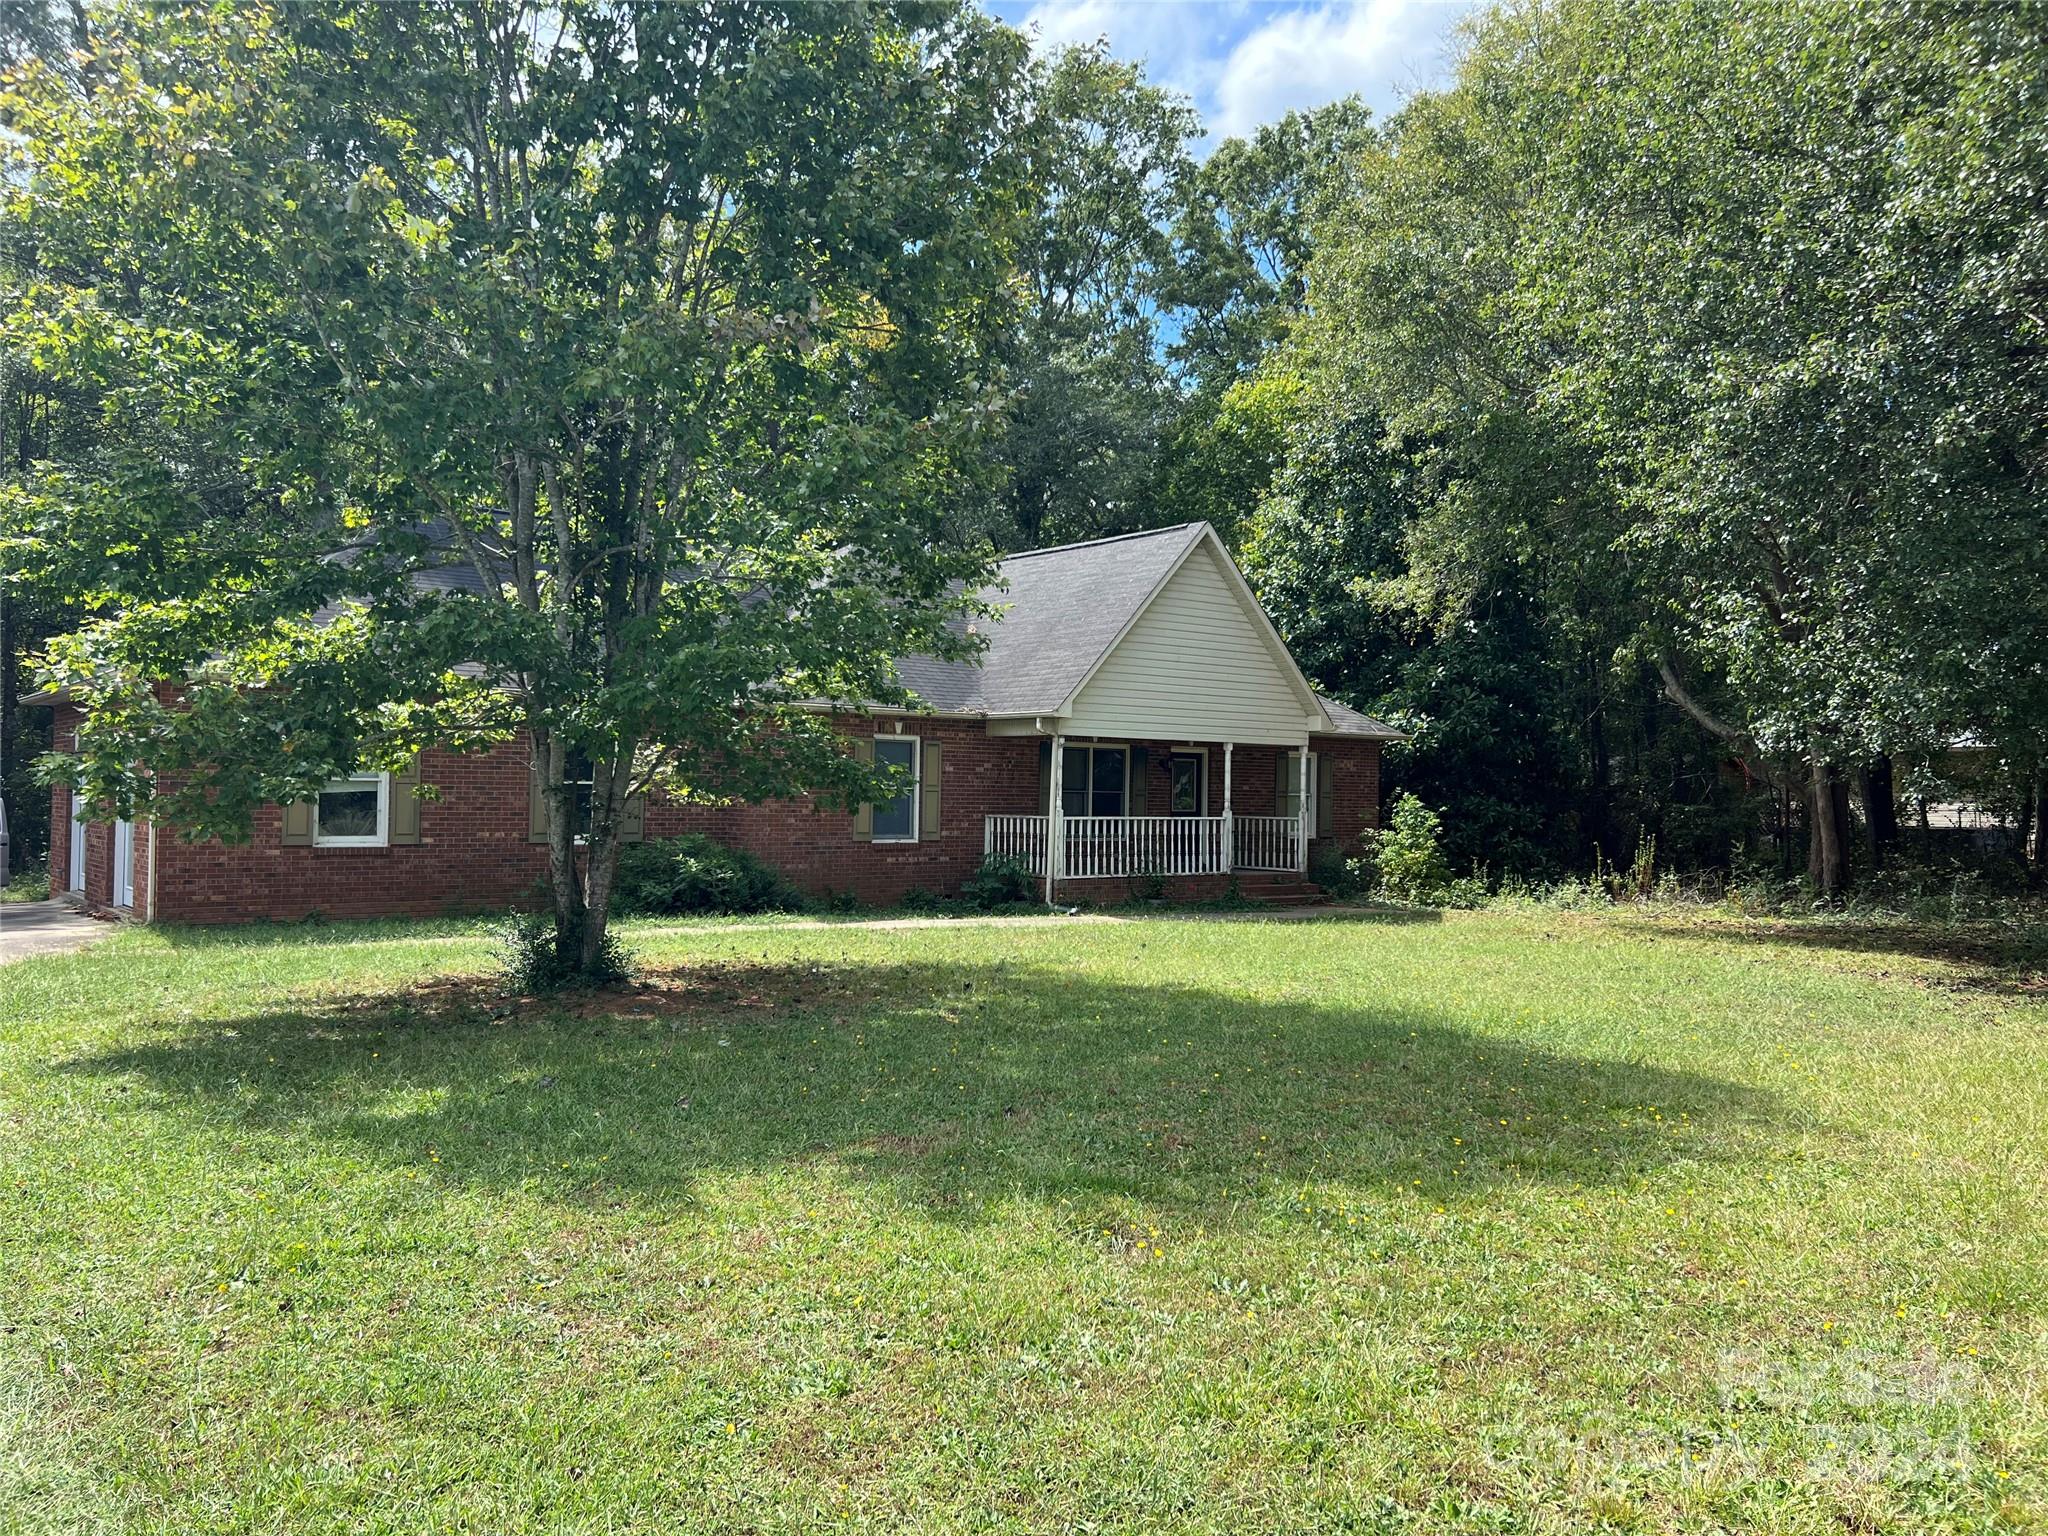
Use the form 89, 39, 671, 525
620, 791, 646, 843
1315, 754, 1334, 838
281, 801, 313, 846
920, 741, 942, 838
1129, 746, 1148, 816
390, 757, 422, 845
851, 739, 874, 841
527, 756, 549, 843
1037, 739, 1052, 814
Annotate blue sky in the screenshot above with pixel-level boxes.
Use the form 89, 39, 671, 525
984, 0, 1481, 146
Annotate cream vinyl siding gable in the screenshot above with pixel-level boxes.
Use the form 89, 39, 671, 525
1061, 539, 1317, 745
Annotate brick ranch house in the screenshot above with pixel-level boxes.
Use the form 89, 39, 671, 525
43, 521, 1400, 923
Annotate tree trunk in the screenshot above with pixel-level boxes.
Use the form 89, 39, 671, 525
1807, 747, 1849, 895
536, 730, 586, 970
576, 749, 634, 977
1857, 755, 1897, 871
2023, 757, 2039, 876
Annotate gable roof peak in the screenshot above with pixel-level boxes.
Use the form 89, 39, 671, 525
999, 521, 1207, 566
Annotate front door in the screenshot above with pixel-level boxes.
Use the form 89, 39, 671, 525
1165, 753, 1205, 816
68, 792, 87, 892
112, 817, 134, 908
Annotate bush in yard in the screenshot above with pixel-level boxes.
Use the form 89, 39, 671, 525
1357, 792, 1452, 904
1309, 843, 1363, 899
611, 835, 800, 918
962, 854, 1037, 911
495, 911, 631, 994
0, 864, 52, 902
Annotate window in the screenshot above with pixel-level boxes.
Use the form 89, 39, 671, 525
314, 773, 389, 846
565, 752, 595, 839
872, 736, 920, 841
1277, 752, 1321, 823
1062, 744, 1127, 818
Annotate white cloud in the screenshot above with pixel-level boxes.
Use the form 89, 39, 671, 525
1210, 0, 1474, 139
1004, 1, 1477, 146
1011, 0, 1250, 113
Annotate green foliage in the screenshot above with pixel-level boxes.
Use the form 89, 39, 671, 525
961, 853, 1037, 911
1153, 375, 1305, 548
611, 835, 800, 919
1283, 0, 2048, 893
990, 64, 1370, 550
1, 863, 51, 902
3, 0, 1031, 976
1356, 793, 1452, 905
991, 44, 1197, 548
492, 911, 631, 995
1164, 99, 1376, 397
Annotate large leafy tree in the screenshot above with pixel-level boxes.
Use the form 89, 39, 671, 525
1291, 0, 2048, 891
3, 0, 1030, 972
990, 43, 1196, 548
1164, 98, 1374, 400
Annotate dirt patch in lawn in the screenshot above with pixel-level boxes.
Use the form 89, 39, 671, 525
330, 960, 915, 1028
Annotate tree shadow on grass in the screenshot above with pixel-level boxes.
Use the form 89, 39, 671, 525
66, 956, 1778, 1222
1623, 914, 2048, 998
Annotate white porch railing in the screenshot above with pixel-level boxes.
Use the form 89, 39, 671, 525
1232, 815, 1301, 872
984, 813, 1054, 875
984, 813, 1292, 880
1063, 815, 1228, 879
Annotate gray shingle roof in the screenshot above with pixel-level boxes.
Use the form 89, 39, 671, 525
894, 522, 1207, 716
311, 518, 1405, 739
1314, 693, 1404, 740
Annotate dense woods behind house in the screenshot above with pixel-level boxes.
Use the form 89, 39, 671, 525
3, 0, 2044, 926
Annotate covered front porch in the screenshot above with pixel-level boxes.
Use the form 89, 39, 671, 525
982, 737, 1318, 889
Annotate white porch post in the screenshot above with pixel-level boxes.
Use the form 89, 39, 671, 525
1222, 742, 1234, 875
1046, 733, 1064, 904
1296, 742, 1311, 873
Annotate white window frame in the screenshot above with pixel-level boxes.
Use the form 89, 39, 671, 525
871, 734, 922, 843
1061, 741, 1131, 820
564, 752, 596, 846
1279, 751, 1322, 828
312, 772, 391, 848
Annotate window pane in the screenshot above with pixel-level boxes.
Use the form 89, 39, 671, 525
1091, 748, 1125, 818
1170, 758, 1199, 814
1061, 747, 1090, 818
873, 738, 917, 839
560, 753, 596, 836
873, 794, 914, 839
317, 784, 379, 839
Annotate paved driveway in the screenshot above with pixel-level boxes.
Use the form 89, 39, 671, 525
0, 900, 111, 964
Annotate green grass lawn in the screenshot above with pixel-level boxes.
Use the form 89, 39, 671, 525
2, 908, 2043, 1534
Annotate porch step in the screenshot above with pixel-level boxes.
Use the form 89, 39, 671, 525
1233, 873, 1329, 907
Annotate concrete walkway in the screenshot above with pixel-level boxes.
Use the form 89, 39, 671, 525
0, 900, 112, 964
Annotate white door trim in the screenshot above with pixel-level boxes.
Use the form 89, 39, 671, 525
68, 792, 87, 892
113, 817, 135, 908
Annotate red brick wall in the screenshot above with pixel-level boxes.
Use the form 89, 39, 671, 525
1206, 738, 1382, 857
78, 717, 1049, 923
47, 706, 1383, 923
656, 717, 1044, 907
